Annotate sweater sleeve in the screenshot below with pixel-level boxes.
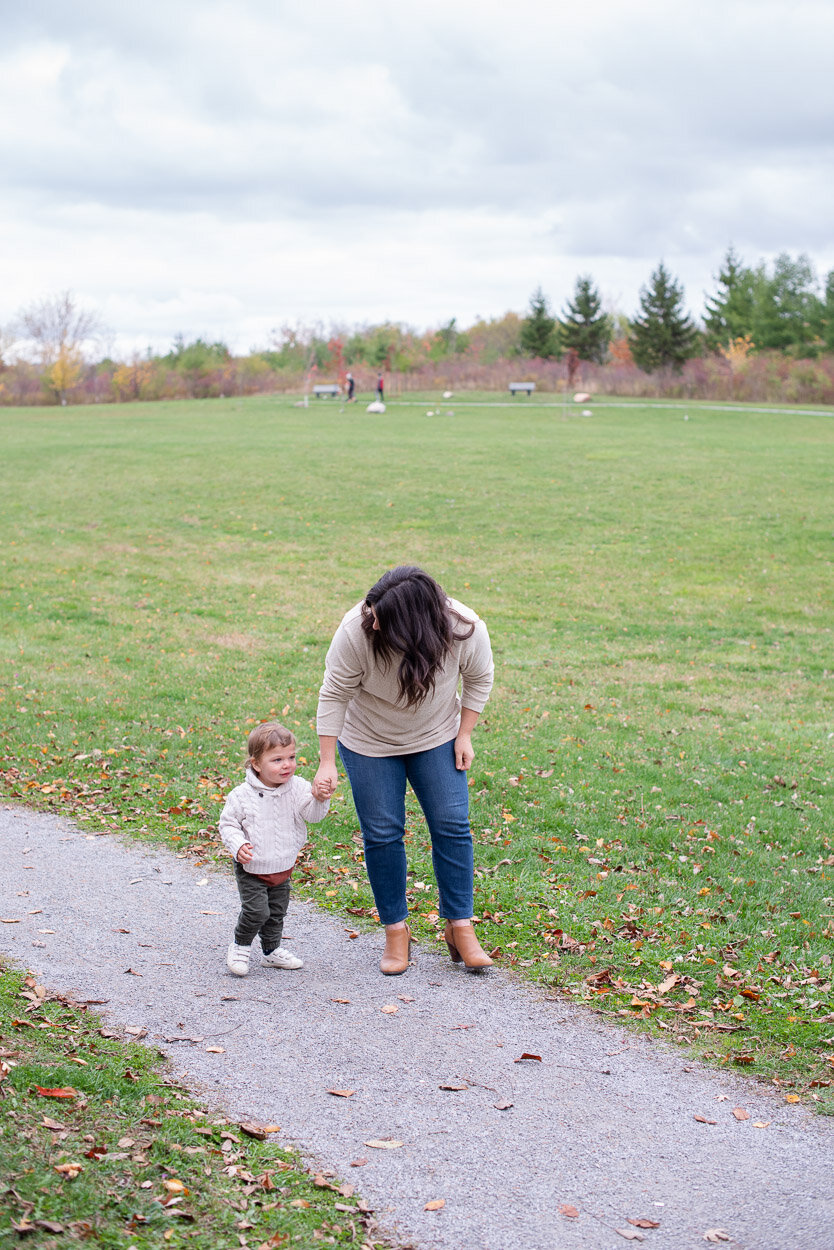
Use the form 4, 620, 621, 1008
218, 789, 248, 860
459, 617, 494, 712
316, 612, 366, 738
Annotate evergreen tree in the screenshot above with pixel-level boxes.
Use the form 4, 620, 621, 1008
520, 287, 559, 359
702, 246, 756, 351
750, 253, 824, 353
823, 270, 834, 353
558, 275, 612, 363
629, 262, 697, 373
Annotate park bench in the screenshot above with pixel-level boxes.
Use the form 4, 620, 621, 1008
508, 382, 535, 396
313, 384, 341, 398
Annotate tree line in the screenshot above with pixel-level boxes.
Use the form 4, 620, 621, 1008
1, 247, 833, 407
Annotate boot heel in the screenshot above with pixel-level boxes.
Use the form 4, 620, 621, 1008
445, 935, 463, 963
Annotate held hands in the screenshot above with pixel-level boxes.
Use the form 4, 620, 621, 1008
237, 842, 254, 865
311, 775, 335, 802
454, 732, 474, 771
313, 763, 338, 799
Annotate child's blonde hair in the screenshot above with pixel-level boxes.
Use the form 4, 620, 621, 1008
247, 721, 296, 770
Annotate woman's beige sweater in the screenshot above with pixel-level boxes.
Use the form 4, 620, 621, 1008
316, 598, 494, 756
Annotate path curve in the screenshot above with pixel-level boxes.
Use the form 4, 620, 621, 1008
1, 806, 831, 1250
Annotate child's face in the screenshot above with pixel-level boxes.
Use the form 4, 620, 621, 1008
253, 742, 297, 787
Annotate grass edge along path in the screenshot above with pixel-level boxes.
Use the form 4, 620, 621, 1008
0, 960, 400, 1250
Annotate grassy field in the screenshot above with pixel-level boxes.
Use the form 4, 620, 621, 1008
1, 393, 833, 1115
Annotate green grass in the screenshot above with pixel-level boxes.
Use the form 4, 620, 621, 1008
1, 394, 833, 1112
0, 963, 390, 1248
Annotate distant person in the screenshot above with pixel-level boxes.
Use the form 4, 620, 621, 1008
315, 566, 494, 976
220, 721, 333, 976
345, 372, 356, 402
376, 372, 384, 402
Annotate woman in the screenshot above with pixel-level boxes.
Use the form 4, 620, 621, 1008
314, 566, 494, 975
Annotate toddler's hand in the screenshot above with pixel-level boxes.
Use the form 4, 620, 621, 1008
311, 777, 334, 802
237, 842, 254, 865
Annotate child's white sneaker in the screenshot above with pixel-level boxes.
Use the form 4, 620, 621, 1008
226, 942, 251, 976
261, 946, 303, 970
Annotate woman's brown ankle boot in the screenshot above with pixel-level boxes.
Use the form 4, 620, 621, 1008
444, 920, 493, 969
380, 924, 412, 975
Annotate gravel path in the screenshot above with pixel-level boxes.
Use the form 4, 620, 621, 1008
1, 805, 832, 1250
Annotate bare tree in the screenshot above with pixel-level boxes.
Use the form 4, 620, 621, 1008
13, 290, 104, 404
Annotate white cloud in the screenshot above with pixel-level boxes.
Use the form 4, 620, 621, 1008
1, 0, 833, 351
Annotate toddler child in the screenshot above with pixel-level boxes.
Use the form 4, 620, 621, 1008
220, 721, 332, 975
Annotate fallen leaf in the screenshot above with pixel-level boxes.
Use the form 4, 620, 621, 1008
349, 1158, 368, 1167
328, 1089, 356, 1098
1, 918, 21, 924
199, 911, 220, 915
34, 1086, 77, 1100
54, 1162, 83, 1178
117, 1137, 135, 1149
364, 1139, 403, 1150
616, 1230, 645, 1242
124, 968, 143, 976
753, 1121, 771, 1129
439, 1082, 468, 1091
162, 1179, 188, 1195
494, 1099, 514, 1110
41, 1117, 63, 1130
331, 998, 351, 1004
240, 1121, 271, 1139
694, 1115, 717, 1124
205, 1046, 225, 1054
703, 1231, 731, 1243
784, 1094, 801, 1104
558, 1203, 579, 1218
424, 1199, 446, 1211
381, 1004, 398, 1014
514, 1052, 542, 1063
290, 1198, 310, 1208
629, 1218, 661, 1229
732, 1107, 750, 1121
398, 995, 415, 1002
125, 1026, 147, 1037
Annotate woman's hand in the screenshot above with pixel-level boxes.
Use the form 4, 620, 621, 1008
313, 762, 339, 795
454, 732, 474, 770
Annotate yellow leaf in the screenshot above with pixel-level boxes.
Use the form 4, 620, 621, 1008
424, 1199, 446, 1211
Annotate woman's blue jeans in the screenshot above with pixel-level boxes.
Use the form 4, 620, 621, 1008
338, 738, 474, 925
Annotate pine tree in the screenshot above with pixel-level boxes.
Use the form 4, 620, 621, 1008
520, 287, 559, 359
702, 246, 756, 351
629, 263, 697, 373
558, 275, 612, 363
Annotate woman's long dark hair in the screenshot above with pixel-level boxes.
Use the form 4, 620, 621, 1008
361, 566, 475, 708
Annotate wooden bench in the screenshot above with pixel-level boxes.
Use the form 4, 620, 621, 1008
313, 384, 341, 398
508, 382, 535, 396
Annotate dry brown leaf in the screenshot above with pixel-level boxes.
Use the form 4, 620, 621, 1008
694, 1114, 717, 1124
328, 1089, 356, 1098
290, 1198, 311, 1208
616, 1230, 645, 1242
657, 973, 680, 994
514, 1052, 543, 1063
732, 1107, 750, 1121
35, 1086, 77, 1100
424, 1199, 446, 1211
494, 1099, 514, 1110
364, 1138, 403, 1150
162, 1179, 188, 1194
753, 1121, 771, 1129
784, 1094, 801, 1103
54, 1162, 83, 1178
439, 1082, 468, 1091
629, 1218, 661, 1229
558, 1204, 579, 1218
205, 1046, 225, 1054
349, 1157, 368, 1167
239, 1121, 270, 1139
381, 1004, 398, 1015
703, 1231, 731, 1243
331, 998, 351, 1004
398, 995, 415, 1002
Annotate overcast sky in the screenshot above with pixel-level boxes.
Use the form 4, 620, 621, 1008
3, 0, 833, 356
